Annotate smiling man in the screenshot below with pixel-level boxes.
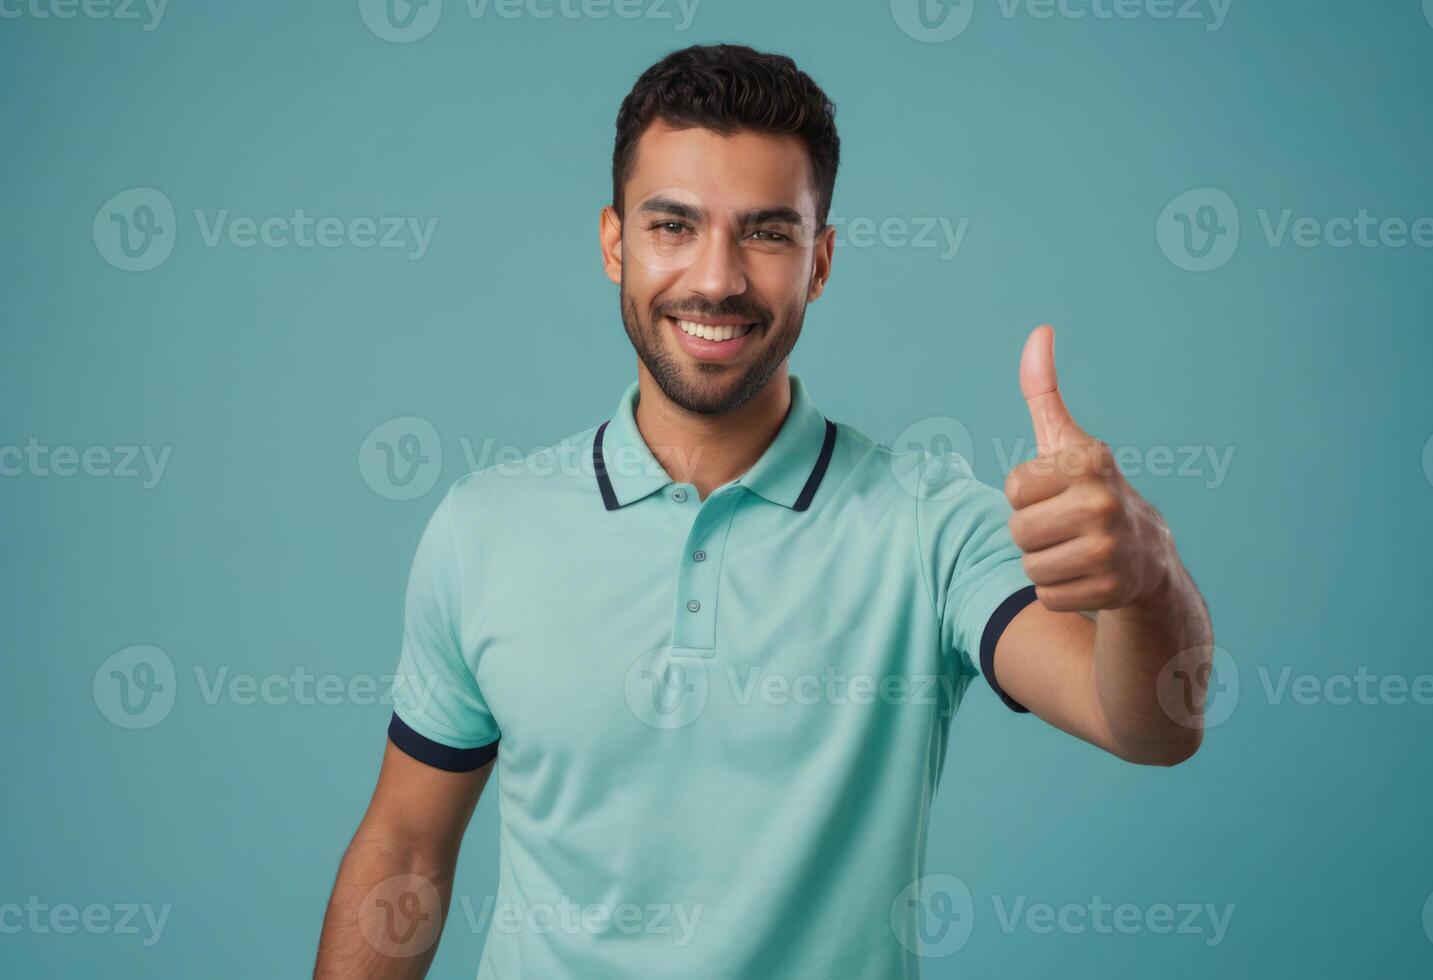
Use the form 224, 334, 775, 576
314, 43, 1214, 979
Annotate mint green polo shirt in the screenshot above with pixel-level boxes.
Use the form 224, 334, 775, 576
387, 373, 1037, 978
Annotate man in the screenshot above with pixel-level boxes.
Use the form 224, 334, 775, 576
315, 43, 1212, 979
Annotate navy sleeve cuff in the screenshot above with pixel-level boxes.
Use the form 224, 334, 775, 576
978, 585, 1040, 713
388, 713, 499, 772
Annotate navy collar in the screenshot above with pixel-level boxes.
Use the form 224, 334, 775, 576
592, 374, 837, 512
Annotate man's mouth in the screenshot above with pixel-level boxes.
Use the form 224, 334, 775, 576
663, 313, 762, 362
669, 316, 758, 342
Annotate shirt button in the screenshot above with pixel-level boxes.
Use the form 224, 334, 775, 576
671, 488, 688, 502
692, 550, 706, 562
686, 599, 701, 613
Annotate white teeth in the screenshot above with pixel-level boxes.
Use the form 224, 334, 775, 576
674, 318, 754, 342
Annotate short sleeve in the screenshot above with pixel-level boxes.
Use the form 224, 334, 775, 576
388, 481, 500, 770
914, 452, 1040, 713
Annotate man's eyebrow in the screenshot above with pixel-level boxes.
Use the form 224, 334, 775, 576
636, 197, 807, 227
638, 197, 703, 222
741, 206, 806, 227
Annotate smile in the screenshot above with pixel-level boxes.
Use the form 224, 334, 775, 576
671, 318, 757, 342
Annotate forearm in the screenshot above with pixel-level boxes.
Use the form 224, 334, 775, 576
1092, 555, 1212, 765
314, 826, 458, 979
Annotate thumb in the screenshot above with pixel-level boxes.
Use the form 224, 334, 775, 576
1019, 324, 1090, 455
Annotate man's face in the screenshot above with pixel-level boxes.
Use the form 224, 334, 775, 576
601, 121, 834, 416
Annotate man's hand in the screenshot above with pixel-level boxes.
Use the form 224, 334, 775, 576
1004, 324, 1173, 613
988, 324, 1213, 767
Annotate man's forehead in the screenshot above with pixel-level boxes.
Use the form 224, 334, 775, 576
626, 120, 817, 218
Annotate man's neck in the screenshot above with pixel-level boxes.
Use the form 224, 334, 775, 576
633, 365, 792, 502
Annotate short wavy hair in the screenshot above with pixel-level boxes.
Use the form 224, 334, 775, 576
612, 43, 841, 229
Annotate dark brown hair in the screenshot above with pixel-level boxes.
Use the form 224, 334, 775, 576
612, 43, 841, 229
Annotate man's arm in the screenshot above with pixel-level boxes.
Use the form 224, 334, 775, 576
988, 325, 1214, 766
989, 563, 1211, 766
314, 742, 494, 979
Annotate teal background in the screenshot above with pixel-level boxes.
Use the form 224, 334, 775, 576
3, 0, 1432, 976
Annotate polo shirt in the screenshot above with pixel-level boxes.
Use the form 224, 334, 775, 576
387, 372, 1038, 979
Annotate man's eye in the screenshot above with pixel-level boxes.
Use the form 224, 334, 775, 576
750, 229, 790, 243
652, 221, 691, 235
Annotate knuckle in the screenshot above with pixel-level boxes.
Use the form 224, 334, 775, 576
1036, 585, 1070, 612
1075, 488, 1108, 521
1089, 440, 1115, 472
1003, 468, 1023, 504
1088, 533, 1118, 567
1008, 518, 1031, 550
1092, 574, 1121, 604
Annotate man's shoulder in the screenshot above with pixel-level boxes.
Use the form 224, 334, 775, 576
442, 421, 603, 514
828, 419, 979, 506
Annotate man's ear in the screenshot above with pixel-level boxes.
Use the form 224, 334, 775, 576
807, 223, 835, 302
599, 205, 623, 285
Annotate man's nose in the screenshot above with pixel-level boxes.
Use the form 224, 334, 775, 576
685, 224, 748, 300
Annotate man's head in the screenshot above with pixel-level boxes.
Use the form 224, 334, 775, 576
601, 44, 840, 415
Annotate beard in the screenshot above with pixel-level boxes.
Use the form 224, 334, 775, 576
619, 281, 804, 417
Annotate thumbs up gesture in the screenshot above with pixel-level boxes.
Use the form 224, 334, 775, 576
1005, 325, 1173, 612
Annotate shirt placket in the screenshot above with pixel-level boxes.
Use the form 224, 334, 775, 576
665, 483, 743, 660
